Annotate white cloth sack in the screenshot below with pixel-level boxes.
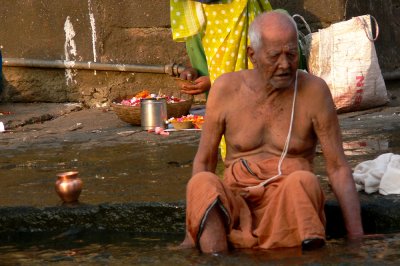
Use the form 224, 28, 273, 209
305, 15, 389, 113
353, 153, 400, 195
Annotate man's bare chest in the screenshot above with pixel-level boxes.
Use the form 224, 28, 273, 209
224, 103, 315, 155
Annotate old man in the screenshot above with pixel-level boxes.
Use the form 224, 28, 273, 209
182, 11, 364, 253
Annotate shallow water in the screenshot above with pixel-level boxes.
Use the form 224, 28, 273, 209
0, 231, 400, 265
0, 139, 204, 206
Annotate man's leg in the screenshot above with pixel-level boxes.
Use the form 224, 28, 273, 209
185, 172, 233, 253
286, 170, 326, 249
254, 170, 326, 249
199, 205, 228, 253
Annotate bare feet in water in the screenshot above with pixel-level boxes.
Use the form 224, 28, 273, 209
167, 235, 195, 251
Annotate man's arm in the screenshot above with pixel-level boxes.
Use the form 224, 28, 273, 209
311, 78, 364, 238
191, 76, 226, 175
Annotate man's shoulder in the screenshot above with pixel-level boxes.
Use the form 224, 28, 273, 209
298, 70, 336, 112
208, 70, 249, 103
217, 69, 249, 81
299, 70, 330, 95
213, 70, 249, 89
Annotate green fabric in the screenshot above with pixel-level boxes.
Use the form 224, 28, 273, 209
185, 33, 210, 98
185, 34, 209, 77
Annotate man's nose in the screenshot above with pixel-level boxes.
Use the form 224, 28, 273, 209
277, 54, 290, 69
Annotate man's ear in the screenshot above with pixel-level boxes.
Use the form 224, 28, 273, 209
247, 46, 256, 66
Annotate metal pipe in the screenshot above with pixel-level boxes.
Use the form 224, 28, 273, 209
382, 70, 400, 81
2, 57, 186, 76
3, 57, 400, 81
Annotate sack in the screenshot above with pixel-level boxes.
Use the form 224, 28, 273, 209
305, 15, 388, 113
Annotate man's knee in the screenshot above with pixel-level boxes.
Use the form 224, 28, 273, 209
285, 170, 325, 209
187, 171, 222, 199
287, 170, 320, 189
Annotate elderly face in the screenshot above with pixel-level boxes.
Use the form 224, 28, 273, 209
249, 25, 299, 89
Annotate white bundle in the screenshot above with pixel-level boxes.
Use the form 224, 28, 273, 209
353, 153, 400, 195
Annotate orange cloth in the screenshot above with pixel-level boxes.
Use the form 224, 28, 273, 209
185, 157, 326, 249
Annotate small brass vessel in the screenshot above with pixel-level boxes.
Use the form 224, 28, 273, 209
55, 171, 83, 203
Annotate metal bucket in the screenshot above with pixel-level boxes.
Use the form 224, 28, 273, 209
140, 98, 167, 130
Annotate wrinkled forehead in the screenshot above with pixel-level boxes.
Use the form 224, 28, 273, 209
262, 34, 298, 52
263, 24, 297, 41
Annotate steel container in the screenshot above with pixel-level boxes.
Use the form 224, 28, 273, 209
140, 98, 167, 130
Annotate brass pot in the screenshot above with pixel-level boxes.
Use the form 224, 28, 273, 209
55, 171, 83, 203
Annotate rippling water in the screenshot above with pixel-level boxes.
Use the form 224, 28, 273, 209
1, 231, 400, 265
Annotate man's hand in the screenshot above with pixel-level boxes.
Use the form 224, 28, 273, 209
181, 76, 211, 95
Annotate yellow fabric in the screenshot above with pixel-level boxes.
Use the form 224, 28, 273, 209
170, 0, 273, 160
170, 0, 205, 42
170, 0, 273, 71
202, 0, 272, 82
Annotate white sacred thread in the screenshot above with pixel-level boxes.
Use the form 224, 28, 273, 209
246, 70, 299, 189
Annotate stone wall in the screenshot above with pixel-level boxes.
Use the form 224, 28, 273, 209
0, 0, 398, 106
0, 0, 187, 106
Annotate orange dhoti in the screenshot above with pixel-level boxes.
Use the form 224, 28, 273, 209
185, 157, 326, 249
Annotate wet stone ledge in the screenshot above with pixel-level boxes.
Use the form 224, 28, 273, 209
326, 195, 400, 238
0, 202, 186, 235
1, 198, 400, 238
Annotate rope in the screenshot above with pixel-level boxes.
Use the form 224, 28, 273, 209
246, 70, 299, 188
357, 15, 379, 42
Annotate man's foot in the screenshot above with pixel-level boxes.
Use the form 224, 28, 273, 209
167, 234, 195, 251
167, 241, 195, 251
301, 238, 325, 251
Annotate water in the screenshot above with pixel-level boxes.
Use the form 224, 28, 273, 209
0, 137, 207, 207
1, 231, 400, 265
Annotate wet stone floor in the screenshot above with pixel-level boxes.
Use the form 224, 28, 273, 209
1, 108, 400, 207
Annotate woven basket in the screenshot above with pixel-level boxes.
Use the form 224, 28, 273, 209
112, 96, 193, 126
111, 103, 142, 126
171, 121, 194, 130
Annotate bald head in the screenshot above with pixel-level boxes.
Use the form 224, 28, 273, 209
249, 11, 298, 51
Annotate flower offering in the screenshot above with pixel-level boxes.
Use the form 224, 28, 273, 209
117, 90, 186, 107
167, 114, 204, 129
111, 89, 194, 127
